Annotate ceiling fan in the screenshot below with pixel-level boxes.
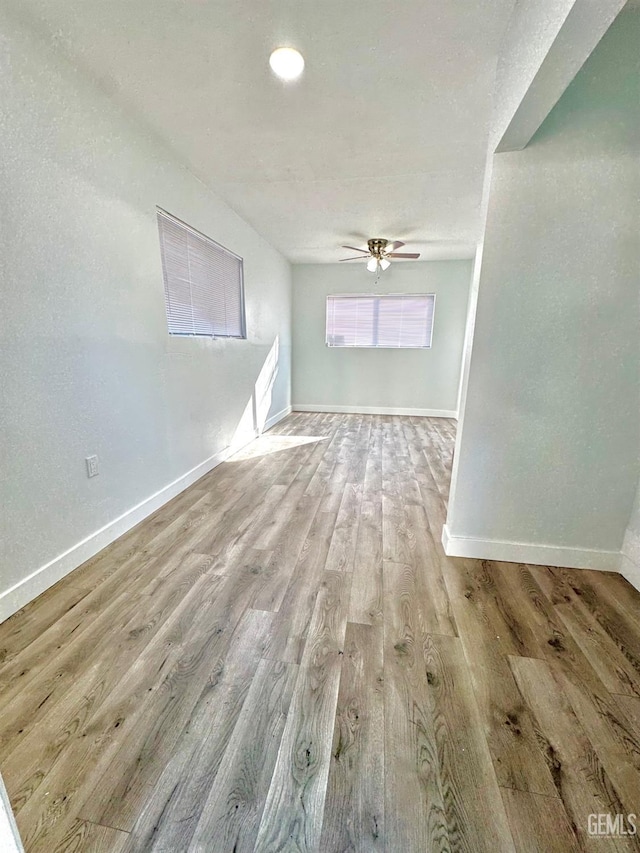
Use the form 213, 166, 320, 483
340, 238, 420, 272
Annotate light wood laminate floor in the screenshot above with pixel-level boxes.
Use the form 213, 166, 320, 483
1, 413, 640, 852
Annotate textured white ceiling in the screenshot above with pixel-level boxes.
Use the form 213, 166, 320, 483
10, 0, 516, 262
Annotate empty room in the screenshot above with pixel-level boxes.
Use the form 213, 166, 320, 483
1, 0, 639, 851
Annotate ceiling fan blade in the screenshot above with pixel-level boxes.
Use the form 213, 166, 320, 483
387, 252, 420, 259
341, 245, 369, 254
339, 256, 368, 262
386, 241, 405, 252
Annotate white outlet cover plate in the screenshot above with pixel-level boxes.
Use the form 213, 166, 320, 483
86, 455, 99, 477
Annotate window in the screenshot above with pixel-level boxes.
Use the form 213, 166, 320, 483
157, 208, 246, 338
326, 294, 435, 348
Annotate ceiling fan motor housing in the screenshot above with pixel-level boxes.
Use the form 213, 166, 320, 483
368, 238, 388, 258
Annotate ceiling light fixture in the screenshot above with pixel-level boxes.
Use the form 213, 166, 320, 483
269, 47, 305, 81
340, 238, 420, 271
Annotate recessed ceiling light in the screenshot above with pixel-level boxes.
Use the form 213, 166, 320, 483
269, 47, 305, 81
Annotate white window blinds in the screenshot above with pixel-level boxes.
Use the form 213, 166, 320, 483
326, 294, 435, 348
157, 209, 246, 338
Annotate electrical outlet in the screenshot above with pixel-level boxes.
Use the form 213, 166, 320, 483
86, 455, 99, 478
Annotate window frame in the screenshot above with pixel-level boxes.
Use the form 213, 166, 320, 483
157, 207, 247, 340
325, 292, 436, 349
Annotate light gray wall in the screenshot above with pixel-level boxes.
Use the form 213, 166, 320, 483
492, 0, 574, 147
447, 5, 640, 561
0, 9, 292, 619
491, 0, 625, 152
292, 261, 472, 414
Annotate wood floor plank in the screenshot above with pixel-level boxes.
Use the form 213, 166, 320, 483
381, 420, 413, 566
53, 820, 130, 853
303, 417, 347, 498
413, 419, 451, 502
557, 670, 640, 819
405, 503, 458, 637
116, 609, 276, 852
253, 571, 351, 853
204, 483, 289, 555
500, 789, 581, 853
77, 601, 275, 832
382, 560, 448, 853
380, 433, 417, 567
381, 492, 412, 564
362, 415, 383, 498
441, 557, 542, 658
265, 510, 338, 664
0, 580, 93, 669
319, 622, 384, 853
318, 426, 353, 515
422, 633, 515, 852
185, 659, 298, 853
506, 563, 635, 694
456, 631, 559, 797
291, 430, 339, 491
346, 416, 371, 486
615, 694, 640, 731
437, 558, 596, 801
611, 694, 640, 777
348, 499, 383, 626
508, 655, 638, 852
557, 569, 640, 679
498, 565, 640, 806
253, 483, 309, 551
252, 495, 323, 612
324, 483, 364, 573
586, 571, 640, 628
555, 599, 640, 698
403, 420, 448, 532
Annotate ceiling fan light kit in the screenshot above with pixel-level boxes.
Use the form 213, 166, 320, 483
339, 238, 420, 272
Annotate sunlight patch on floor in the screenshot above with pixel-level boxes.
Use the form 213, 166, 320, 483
230, 434, 326, 461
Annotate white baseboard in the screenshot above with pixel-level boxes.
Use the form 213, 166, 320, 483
620, 555, 640, 592
0, 772, 23, 853
293, 403, 457, 418
441, 524, 621, 572
0, 406, 291, 624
